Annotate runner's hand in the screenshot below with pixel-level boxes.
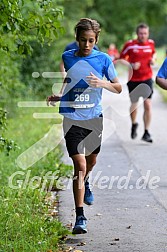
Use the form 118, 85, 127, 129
86, 72, 104, 88
150, 58, 155, 65
46, 94, 61, 106
131, 62, 141, 70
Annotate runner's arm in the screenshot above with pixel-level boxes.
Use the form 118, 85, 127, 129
150, 52, 157, 65
46, 79, 67, 106
86, 72, 122, 94
156, 76, 167, 90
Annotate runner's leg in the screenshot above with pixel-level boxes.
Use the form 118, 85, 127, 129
143, 98, 152, 130
130, 102, 138, 124
85, 153, 97, 178
71, 154, 86, 207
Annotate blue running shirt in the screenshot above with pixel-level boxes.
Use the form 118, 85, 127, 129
59, 49, 117, 120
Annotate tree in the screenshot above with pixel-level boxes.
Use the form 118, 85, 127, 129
87, 0, 167, 48
0, 0, 65, 153
0, 0, 64, 96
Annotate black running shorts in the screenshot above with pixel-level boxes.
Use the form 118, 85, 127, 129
63, 115, 103, 157
127, 78, 153, 103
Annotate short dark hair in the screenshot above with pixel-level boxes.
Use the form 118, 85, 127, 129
75, 18, 101, 43
136, 23, 149, 33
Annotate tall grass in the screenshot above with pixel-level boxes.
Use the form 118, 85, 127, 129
0, 101, 72, 251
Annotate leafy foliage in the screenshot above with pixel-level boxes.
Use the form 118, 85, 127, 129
0, 0, 64, 53
1, 1, 64, 71
0, 0, 64, 95
20, 41, 63, 100
91, 0, 167, 47
0, 0, 65, 153
0, 108, 18, 155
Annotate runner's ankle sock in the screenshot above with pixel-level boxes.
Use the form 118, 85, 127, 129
76, 207, 84, 216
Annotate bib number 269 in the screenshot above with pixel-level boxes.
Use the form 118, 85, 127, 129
75, 94, 90, 102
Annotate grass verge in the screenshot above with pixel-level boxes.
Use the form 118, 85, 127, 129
0, 101, 73, 251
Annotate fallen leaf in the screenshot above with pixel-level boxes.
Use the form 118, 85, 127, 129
77, 242, 86, 246
58, 246, 73, 252
67, 246, 73, 251
60, 235, 68, 241
96, 213, 102, 216
126, 225, 132, 229
65, 223, 73, 229
114, 238, 120, 241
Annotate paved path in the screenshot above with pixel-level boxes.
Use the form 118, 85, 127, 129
59, 70, 167, 252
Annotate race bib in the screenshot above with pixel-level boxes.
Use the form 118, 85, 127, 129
69, 87, 95, 109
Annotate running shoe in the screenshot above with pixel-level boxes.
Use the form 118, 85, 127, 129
141, 131, 153, 143
72, 215, 87, 234
131, 123, 138, 139
84, 180, 94, 205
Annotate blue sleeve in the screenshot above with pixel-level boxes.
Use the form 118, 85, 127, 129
157, 58, 167, 79
62, 52, 68, 72
103, 54, 117, 81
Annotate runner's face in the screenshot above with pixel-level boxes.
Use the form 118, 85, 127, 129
137, 28, 149, 43
77, 30, 96, 57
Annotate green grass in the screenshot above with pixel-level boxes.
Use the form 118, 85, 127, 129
0, 101, 73, 251
0, 188, 69, 251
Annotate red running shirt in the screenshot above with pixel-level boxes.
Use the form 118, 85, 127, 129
120, 39, 156, 81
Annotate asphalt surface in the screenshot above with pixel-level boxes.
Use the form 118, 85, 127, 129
59, 69, 167, 252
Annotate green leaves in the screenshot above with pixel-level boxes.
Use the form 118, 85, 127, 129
89, 0, 167, 47
0, 0, 65, 54
0, 0, 65, 155
0, 136, 18, 155
0, 108, 7, 131
0, 109, 19, 155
